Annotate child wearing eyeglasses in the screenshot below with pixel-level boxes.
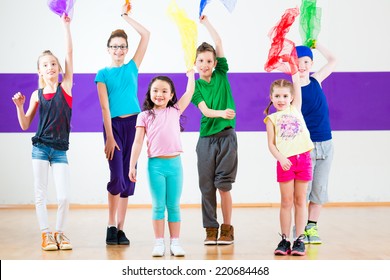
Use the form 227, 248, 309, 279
95, 3, 150, 246
12, 14, 73, 251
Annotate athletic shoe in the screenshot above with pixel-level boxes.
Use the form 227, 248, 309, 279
274, 234, 291, 255
152, 238, 165, 257
217, 224, 234, 245
293, 225, 309, 244
305, 223, 322, 244
54, 232, 72, 250
170, 238, 185, 257
41, 232, 58, 251
291, 234, 306, 256
117, 230, 130, 245
106, 226, 118, 245
204, 227, 218, 245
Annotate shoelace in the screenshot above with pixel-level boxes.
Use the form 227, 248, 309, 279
206, 230, 217, 238
46, 233, 56, 244
305, 226, 319, 237
57, 233, 70, 243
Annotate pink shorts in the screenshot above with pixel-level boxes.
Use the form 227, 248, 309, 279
277, 151, 312, 182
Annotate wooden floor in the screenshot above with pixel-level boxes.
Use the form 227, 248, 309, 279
1, 206, 390, 260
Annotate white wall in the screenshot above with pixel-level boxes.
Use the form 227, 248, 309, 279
1, 0, 390, 205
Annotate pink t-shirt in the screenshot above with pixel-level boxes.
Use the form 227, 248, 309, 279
136, 106, 183, 158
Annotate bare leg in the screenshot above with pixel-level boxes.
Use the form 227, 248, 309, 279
117, 197, 128, 230
294, 180, 308, 236
279, 180, 294, 238
168, 221, 181, 239
219, 189, 232, 225
153, 219, 165, 238
107, 193, 120, 226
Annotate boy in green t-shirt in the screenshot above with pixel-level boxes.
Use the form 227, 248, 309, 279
191, 15, 238, 245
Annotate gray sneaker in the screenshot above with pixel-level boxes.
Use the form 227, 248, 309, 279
293, 225, 309, 244
305, 223, 322, 244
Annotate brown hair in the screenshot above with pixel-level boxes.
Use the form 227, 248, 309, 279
107, 29, 128, 47
37, 50, 63, 89
263, 79, 294, 115
196, 42, 216, 60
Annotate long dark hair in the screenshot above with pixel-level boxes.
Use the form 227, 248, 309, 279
143, 76, 185, 131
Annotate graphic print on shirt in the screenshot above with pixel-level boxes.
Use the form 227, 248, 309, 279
277, 114, 302, 141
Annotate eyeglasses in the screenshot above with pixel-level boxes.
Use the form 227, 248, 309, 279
108, 45, 128, 50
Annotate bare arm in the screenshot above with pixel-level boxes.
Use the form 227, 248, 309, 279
129, 127, 145, 182
197, 101, 235, 119
265, 119, 292, 171
177, 69, 195, 113
311, 42, 337, 84
12, 91, 39, 130
291, 71, 302, 111
121, 4, 150, 68
61, 14, 73, 95
200, 15, 224, 57
97, 82, 119, 160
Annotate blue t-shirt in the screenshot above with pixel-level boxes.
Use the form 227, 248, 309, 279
95, 60, 140, 118
301, 76, 332, 142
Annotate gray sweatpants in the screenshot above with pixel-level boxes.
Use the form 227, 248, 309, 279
196, 128, 238, 228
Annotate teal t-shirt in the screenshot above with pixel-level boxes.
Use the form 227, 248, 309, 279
191, 57, 236, 137
95, 60, 140, 118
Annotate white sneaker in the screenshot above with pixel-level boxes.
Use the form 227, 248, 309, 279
152, 238, 165, 257
170, 238, 185, 257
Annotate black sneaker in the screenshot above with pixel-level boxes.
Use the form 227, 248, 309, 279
291, 234, 306, 256
117, 230, 130, 245
274, 234, 291, 255
106, 226, 118, 245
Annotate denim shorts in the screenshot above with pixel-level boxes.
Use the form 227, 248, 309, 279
32, 143, 68, 164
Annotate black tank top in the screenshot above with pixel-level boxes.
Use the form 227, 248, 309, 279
32, 84, 72, 151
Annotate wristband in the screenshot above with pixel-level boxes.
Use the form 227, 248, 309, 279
121, 13, 128, 17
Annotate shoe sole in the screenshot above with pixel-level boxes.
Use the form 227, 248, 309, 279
291, 251, 306, 256
217, 241, 234, 245
42, 245, 58, 251
118, 241, 130, 245
274, 250, 291, 256
106, 241, 118, 245
171, 251, 185, 257
204, 241, 217, 245
152, 253, 165, 257
59, 245, 73, 250
309, 241, 322, 244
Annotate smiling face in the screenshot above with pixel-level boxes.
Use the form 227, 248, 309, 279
195, 51, 217, 81
150, 79, 174, 109
107, 37, 128, 65
298, 56, 313, 81
38, 54, 61, 81
270, 86, 293, 112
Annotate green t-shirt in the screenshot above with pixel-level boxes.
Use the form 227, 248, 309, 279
191, 57, 236, 137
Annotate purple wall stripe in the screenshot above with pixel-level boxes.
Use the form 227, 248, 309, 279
1, 72, 389, 133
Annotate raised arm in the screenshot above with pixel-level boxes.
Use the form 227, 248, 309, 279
177, 69, 195, 113
129, 126, 146, 182
291, 71, 302, 111
311, 42, 337, 84
121, 4, 150, 68
61, 14, 73, 95
200, 15, 224, 57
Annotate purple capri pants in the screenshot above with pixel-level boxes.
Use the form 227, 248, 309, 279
103, 115, 137, 198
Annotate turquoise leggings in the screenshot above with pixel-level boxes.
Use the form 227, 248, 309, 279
147, 156, 183, 222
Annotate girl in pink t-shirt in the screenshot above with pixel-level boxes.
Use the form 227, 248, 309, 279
129, 70, 194, 257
